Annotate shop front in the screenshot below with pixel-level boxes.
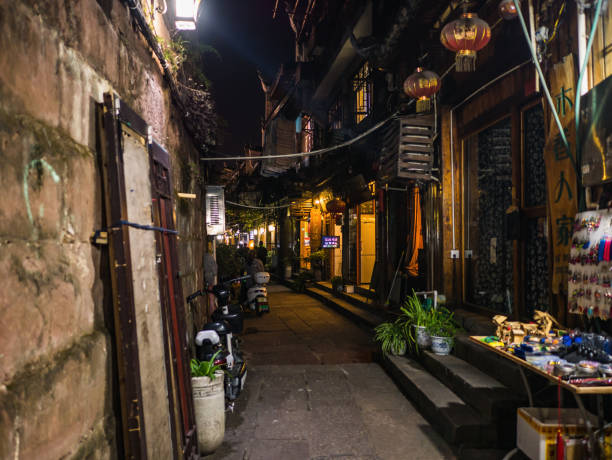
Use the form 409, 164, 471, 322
345, 186, 377, 287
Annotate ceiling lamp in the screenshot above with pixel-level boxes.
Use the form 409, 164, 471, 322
403, 67, 441, 113
175, 0, 200, 30
498, 0, 519, 20
440, 12, 491, 72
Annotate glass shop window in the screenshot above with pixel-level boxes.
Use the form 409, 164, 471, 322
463, 117, 514, 312
523, 104, 549, 315
352, 62, 372, 124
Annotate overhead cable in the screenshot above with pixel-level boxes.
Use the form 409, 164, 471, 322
226, 200, 291, 209
200, 110, 401, 162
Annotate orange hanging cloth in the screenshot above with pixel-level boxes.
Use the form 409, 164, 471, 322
406, 185, 423, 277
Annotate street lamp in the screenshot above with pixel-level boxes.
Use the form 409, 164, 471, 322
175, 0, 200, 30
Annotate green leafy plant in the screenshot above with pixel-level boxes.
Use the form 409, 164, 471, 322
374, 319, 408, 355
426, 307, 458, 338
190, 351, 223, 379
293, 270, 314, 292
400, 290, 432, 349
156, 35, 187, 75
307, 250, 327, 267
216, 244, 243, 279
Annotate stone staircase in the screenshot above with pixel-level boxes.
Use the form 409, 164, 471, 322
288, 279, 533, 458
382, 324, 534, 459
382, 345, 526, 459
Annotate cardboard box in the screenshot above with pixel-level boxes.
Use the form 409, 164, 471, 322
517, 407, 601, 460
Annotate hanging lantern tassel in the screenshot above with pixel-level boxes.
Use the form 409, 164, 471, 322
456, 50, 477, 72
403, 68, 441, 113
441, 12, 491, 72
416, 97, 431, 113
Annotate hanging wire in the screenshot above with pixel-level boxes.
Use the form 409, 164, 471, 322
226, 200, 291, 209
546, 1, 566, 44
200, 110, 401, 162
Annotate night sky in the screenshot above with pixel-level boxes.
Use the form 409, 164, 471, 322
194, 0, 294, 155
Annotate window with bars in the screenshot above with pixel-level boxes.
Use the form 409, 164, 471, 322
328, 97, 342, 130
352, 62, 372, 124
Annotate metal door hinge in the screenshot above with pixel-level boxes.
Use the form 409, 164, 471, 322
90, 230, 108, 245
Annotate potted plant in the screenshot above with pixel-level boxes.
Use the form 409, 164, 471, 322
307, 250, 327, 281
293, 270, 314, 292
426, 307, 458, 355
400, 291, 432, 350
191, 351, 225, 454
330, 276, 343, 292
374, 318, 409, 356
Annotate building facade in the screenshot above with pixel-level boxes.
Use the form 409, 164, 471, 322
262, 0, 612, 327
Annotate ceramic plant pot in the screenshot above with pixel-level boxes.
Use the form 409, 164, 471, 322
414, 325, 431, 349
391, 341, 407, 356
431, 336, 453, 355
192, 371, 225, 454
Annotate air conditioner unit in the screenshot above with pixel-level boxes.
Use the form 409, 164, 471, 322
581, 74, 612, 186
379, 114, 435, 183
206, 186, 225, 235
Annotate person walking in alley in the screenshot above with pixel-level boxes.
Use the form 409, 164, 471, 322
246, 250, 265, 287
256, 240, 268, 264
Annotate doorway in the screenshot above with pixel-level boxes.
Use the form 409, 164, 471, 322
359, 201, 376, 285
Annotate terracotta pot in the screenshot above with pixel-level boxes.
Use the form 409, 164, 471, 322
192, 372, 225, 454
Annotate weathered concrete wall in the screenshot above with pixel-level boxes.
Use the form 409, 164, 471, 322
0, 0, 206, 458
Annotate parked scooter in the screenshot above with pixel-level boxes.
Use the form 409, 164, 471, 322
245, 271, 270, 316
187, 279, 247, 410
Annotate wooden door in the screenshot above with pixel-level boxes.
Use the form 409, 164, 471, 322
149, 141, 198, 458
100, 93, 197, 459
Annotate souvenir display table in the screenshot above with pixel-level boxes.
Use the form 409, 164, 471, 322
470, 335, 610, 457
469, 336, 612, 396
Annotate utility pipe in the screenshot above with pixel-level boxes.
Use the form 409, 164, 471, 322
577, 2, 589, 96
512, 0, 577, 176
123, 0, 182, 110
527, 0, 539, 92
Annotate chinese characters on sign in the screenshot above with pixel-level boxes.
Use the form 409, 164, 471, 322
543, 56, 578, 294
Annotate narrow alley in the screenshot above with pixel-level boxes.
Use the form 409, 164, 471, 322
206, 285, 454, 460
5, 0, 612, 459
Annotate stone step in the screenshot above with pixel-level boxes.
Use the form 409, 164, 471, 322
421, 350, 524, 448
313, 282, 378, 312
382, 354, 497, 448
304, 286, 384, 330
454, 334, 539, 396
421, 350, 524, 419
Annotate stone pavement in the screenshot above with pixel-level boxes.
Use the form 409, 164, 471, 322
204, 285, 455, 460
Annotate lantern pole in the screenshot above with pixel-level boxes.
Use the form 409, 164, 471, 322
511, 0, 578, 176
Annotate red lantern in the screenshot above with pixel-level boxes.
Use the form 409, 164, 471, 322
440, 12, 491, 72
499, 0, 519, 20
403, 67, 441, 113
325, 199, 346, 214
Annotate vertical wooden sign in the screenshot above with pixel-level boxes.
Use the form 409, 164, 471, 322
543, 56, 578, 294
